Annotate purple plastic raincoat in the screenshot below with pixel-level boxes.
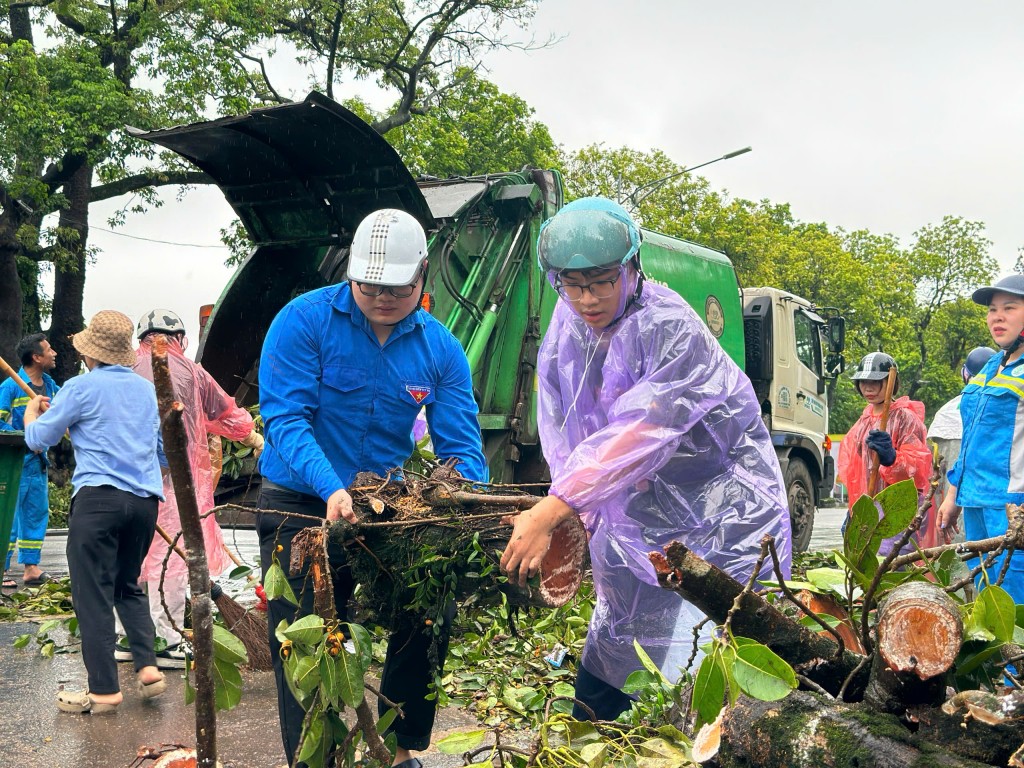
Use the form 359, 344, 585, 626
538, 282, 792, 689
134, 336, 255, 584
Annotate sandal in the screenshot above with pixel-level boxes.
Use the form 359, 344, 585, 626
56, 689, 119, 714
138, 672, 167, 700
1, 576, 16, 590
23, 572, 51, 586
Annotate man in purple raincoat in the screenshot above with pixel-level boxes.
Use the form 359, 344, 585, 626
501, 197, 792, 721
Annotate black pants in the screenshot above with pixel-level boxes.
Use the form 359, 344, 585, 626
67, 485, 159, 694
257, 484, 453, 766
572, 662, 634, 722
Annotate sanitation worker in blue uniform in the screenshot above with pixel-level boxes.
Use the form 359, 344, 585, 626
500, 197, 792, 722
257, 208, 488, 768
940, 275, 1024, 603
0, 333, 60, 588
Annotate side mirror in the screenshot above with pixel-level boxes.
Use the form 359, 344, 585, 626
826, 353, 846, 378
826, 317, 846, 354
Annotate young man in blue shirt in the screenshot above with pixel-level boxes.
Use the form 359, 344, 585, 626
0, 333, 60, 587
23, 310, 167, 713
258, 208, 487, 768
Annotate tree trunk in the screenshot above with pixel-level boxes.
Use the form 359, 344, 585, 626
650, 541, 871, 698
49, 162, 91, 384
151, 336, 218, 767
864, 581, 963, 714
717, 691, 995, 768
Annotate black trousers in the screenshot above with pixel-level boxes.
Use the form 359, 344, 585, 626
257, 484, 453, 766
67, 485, 159, 694
572, 662, 634, 722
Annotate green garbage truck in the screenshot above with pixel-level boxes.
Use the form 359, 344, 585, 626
131, 93, 845, 552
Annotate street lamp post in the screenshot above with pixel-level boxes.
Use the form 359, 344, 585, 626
622, 146, 752, 212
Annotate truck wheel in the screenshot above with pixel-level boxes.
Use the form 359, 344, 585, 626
785, 458, 815, 553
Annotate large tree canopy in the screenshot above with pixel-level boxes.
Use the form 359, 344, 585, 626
1, 0, 545, 380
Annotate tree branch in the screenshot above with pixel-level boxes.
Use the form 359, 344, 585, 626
89, 170, 214, 202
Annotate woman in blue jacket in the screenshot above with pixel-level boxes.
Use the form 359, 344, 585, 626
939, 274, 1024, 602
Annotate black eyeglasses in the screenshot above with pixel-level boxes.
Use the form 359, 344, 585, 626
555, 272, 621, 302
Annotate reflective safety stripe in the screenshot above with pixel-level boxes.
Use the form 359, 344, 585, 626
1013, 397, 1024, 494
986, 375, 1024, 399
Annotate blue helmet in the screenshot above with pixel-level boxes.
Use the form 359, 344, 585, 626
537, 197, 641, 273
963, 346, 997, 379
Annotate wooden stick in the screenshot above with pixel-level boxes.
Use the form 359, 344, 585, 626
154, 523, 189, 561
867, 366, 899, 496
0, 355, 37, 398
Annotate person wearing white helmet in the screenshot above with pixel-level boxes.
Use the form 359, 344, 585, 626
500, 197, 791, 722
940, 275, 1024, 602
118, 309, 262, 669
257, 208, 487, 768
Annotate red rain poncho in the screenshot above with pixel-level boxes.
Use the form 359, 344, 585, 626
837, 396, 934, 551
134, 336, 255, 583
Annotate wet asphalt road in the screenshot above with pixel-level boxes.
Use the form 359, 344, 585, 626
0, 508, 846, 767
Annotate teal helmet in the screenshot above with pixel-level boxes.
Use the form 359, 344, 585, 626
537, 197, 642, 273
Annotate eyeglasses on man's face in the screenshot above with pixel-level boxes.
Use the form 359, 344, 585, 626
555, 271, 621, 302
353, 280, 420, 299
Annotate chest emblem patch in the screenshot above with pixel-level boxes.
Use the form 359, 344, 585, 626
406, 385, 431, 404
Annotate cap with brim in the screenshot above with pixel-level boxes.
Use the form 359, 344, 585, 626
73, 310, 136, 367
972, 274, 1024, 306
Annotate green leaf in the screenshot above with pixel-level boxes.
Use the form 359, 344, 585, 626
377, 706, 398, 734
437, 730, 487, 754
279, 614, 326, 646
333, 644, 366, 708
691, 653, 726, 727
622, 668, 659, 694
732, 640, 798, 701
633, 639, 666, 680
212, 623, 248, 665
845, 494, 884, 578
264, 562, 298, 606
212, 656, 244, 710
319, 652, 340, 709
975, 585, 1017, 643
873, 480, 920, 536
13, 634, 31, 648
346, 622, 374, 673
296, 710, 326, 765
293, 655, 322, 693
580, 742, 609, 767
804, 567, 850, 595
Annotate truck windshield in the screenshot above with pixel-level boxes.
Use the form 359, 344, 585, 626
794, 309, 823, 378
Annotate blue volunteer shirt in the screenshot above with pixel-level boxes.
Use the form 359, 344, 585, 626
0, 367, 60, 431
258, 282, 488, 499
24, 365, 165, 499
950, 353, 1024, 508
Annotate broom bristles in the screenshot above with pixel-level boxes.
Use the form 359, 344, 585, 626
211, 584, 273, 671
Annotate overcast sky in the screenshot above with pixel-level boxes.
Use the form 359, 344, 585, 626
76, 0, 1024, 345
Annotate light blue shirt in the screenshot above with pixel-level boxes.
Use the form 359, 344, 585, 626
24, 365, 165, 499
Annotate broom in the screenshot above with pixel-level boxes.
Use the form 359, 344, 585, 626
155, 522, 272, 671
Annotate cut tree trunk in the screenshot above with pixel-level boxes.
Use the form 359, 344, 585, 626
717, 691, 995, 768
864, 581, 963, 714
650, 541, 870, 698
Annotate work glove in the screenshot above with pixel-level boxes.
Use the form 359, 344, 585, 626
240, 430, 264, 459
865, 429, 896, 467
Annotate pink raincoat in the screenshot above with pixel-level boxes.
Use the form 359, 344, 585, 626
837, 397, 934, 551
134, 336, 255, 583
538, 281, 792, 689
